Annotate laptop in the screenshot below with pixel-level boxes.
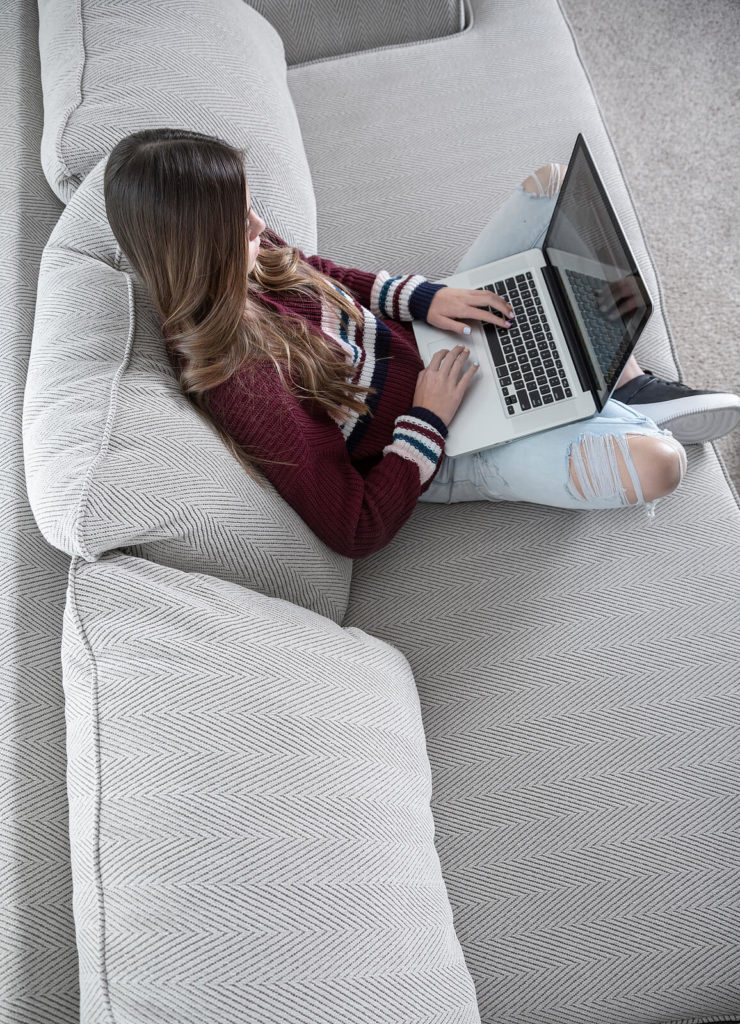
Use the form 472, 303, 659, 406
411, 133, 653, 457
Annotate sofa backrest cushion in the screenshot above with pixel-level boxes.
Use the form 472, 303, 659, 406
24, 155, 350, 624
37, 0, 317, 253
62, 550, 482, 1023
248, 0, 465, 65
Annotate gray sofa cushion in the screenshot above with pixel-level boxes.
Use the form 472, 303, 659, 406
37, 0, 317, 253
24, 155, 350, 624
249, 0, 465, 65
62, 550, 481, 1024
287, 0, 740, 1018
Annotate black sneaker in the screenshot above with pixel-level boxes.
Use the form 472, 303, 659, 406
612, 369, 740, 444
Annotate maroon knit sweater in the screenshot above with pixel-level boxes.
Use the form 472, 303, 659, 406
204, 227, 451, 558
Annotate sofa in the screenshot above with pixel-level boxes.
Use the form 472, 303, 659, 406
3, 0, 739, 1021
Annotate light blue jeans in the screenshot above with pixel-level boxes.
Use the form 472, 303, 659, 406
417, 175, 686, 520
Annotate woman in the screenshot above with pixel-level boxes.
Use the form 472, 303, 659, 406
103, 127, 738, 558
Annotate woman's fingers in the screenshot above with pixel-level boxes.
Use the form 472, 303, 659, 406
432, 345, 470, 371
434, 316, 472, 335
466, 288, 513, 319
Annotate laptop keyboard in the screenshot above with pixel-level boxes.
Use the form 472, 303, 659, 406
476, 272, 574, 415
565, 268, 629, 377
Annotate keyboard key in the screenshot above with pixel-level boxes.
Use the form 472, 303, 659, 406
483, 324, 506, 368
543, 394, 554, 404
552, 385, 564, 400
517, 390, 531, 411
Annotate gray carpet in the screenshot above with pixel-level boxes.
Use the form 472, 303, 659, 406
557, 0, 740, 495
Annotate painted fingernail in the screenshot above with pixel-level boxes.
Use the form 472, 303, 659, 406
463, 326, 471, 334
505, 320, 512, 327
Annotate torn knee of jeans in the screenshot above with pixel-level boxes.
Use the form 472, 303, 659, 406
521, 163, 567, 198
658, 429, 688, 482
566, 433, 644, 506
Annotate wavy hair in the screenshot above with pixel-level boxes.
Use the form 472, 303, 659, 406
103, 127, 379, 487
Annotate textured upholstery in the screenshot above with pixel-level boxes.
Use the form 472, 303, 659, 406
1, 2, 78, 1020
24, 154, 351, 624
36, 0, 317, 254
249, 0, 465, 66
286, 1, 740, 1018
3, 0, 740, 1020
63, 551, 481, 1024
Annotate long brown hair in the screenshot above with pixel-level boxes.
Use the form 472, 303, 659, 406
103, 127, 379, 487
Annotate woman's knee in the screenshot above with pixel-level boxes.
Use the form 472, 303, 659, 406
627, 433, 687, 501
568, 432, 687, 506
521, 163, 569, 198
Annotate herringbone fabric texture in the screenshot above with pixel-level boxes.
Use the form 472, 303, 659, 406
24, 155, 352, 625
250, 0, 464, 66
347, 500, 740, 1020
6, 0, 740, 1018
37, 0, 318, 254
62, 551, 482, 1024
284, 0, 740, 1019
1, 1, 79, 1019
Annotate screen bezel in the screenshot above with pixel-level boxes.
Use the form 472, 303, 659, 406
542, 133, 654, 407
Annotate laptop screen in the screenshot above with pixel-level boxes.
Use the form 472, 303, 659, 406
542, 134, 653, 406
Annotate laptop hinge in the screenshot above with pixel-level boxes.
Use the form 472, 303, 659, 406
539, 263, 603, 412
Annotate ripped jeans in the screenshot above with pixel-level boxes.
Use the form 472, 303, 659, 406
417, 169, 687, 520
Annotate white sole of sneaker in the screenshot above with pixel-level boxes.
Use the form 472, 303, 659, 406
627, 394, 740, 444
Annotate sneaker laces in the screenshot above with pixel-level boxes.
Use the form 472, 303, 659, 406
642, 369, 695, 392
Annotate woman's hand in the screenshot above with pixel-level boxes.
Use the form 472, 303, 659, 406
412, 344, 480, 429
426, 286, 514, 335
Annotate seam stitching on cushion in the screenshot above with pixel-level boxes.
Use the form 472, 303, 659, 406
55, 0, 87, 194
67, 556, 117, 1023
71, 271, 135, 561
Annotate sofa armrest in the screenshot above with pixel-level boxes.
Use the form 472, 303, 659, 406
247, 0, 466, 65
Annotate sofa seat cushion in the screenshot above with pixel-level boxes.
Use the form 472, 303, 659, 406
345, 494, 740, 1022
62, 550, 481, 1024
24, 155, 350, 624
37, 0, 316, 253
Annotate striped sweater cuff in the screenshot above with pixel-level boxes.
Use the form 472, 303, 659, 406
370, 272, 446, 322
382, 408, 447, 486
